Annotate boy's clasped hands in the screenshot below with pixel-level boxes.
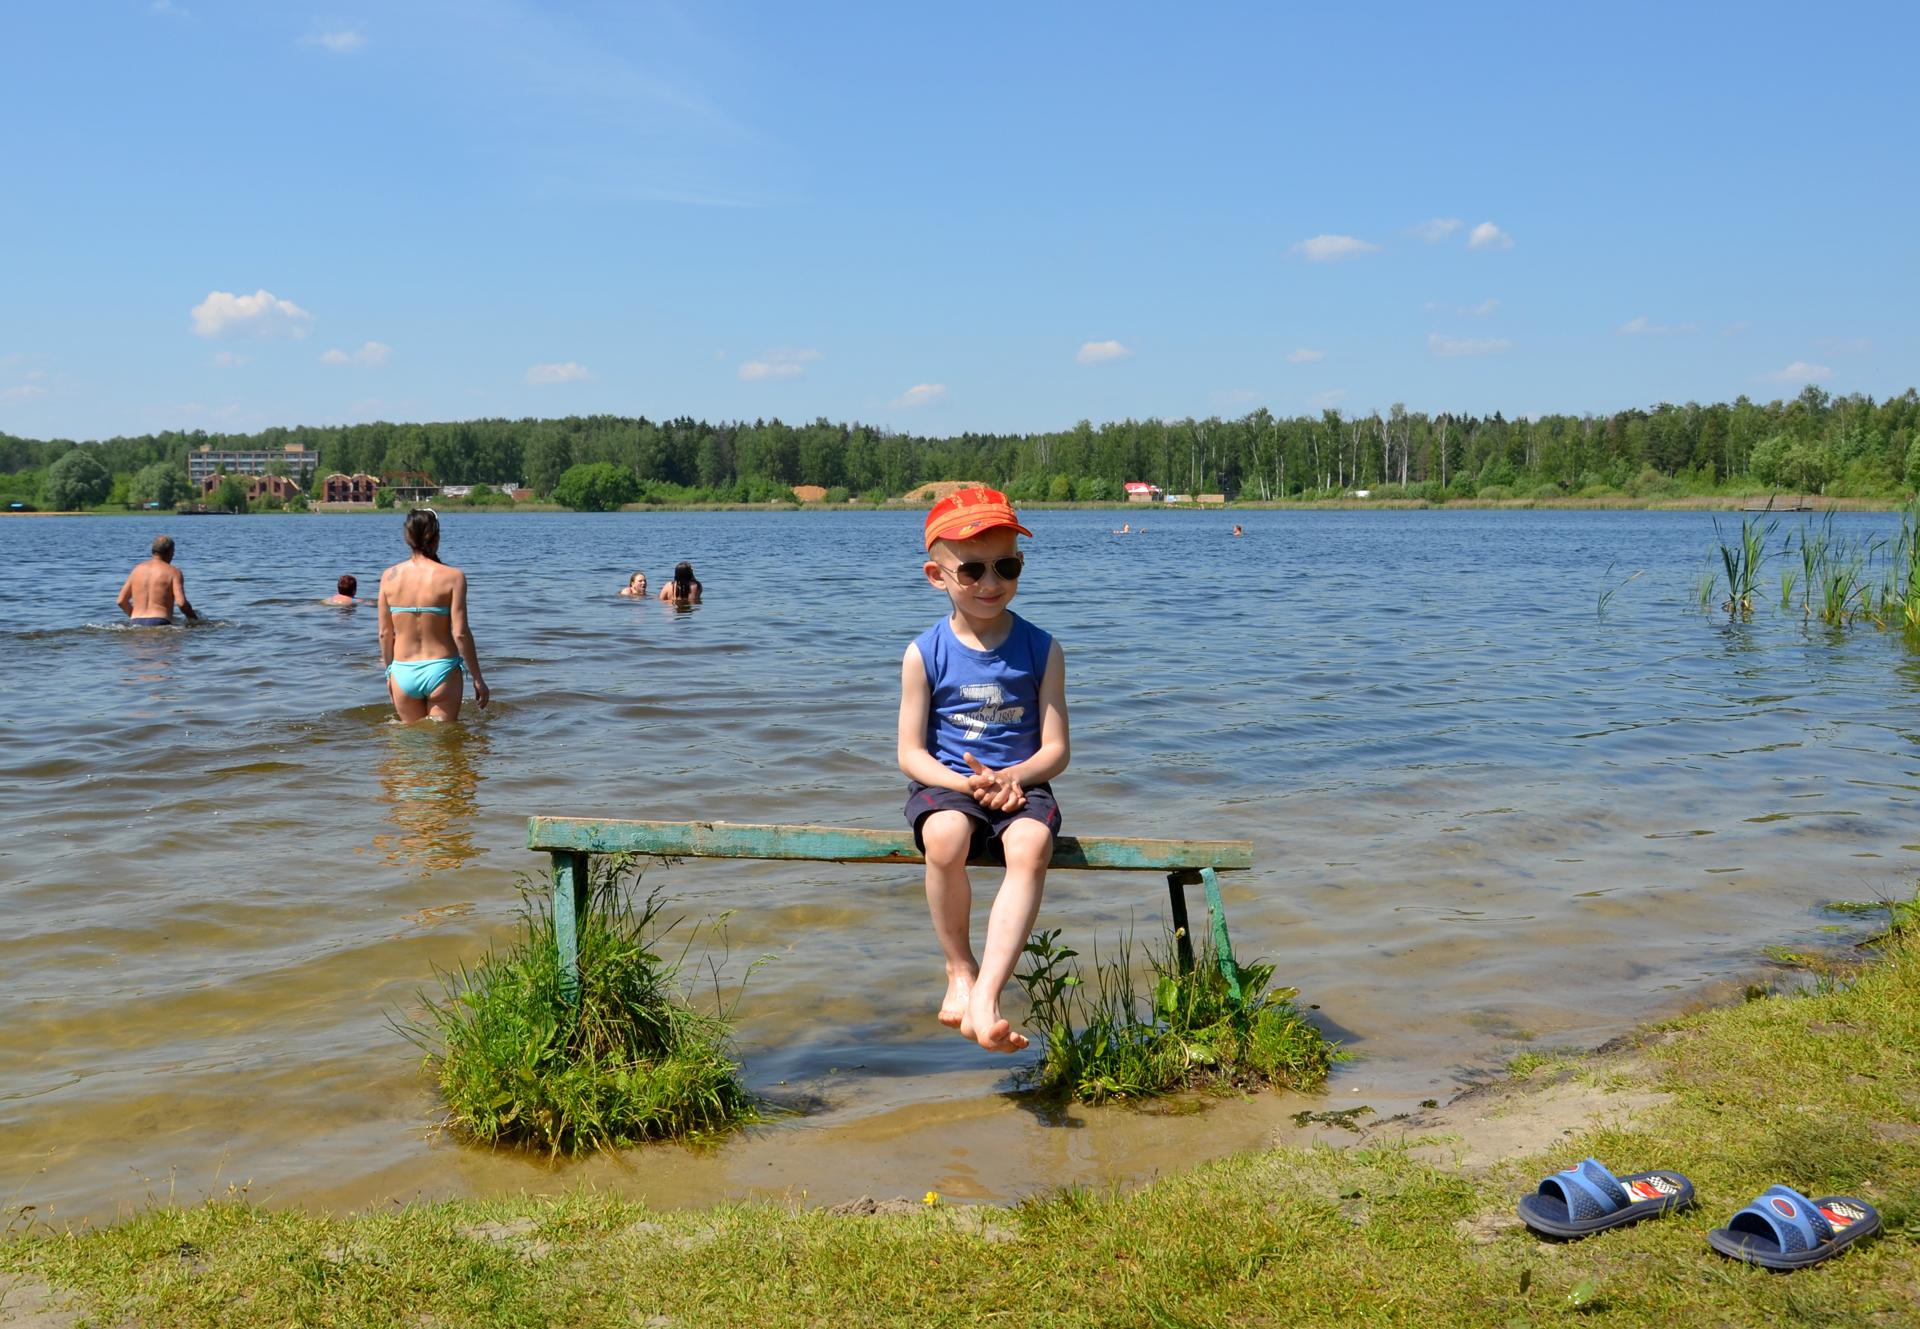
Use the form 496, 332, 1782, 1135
963, 752, 1026, 812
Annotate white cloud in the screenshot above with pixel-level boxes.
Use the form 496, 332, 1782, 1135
304, 29, 365, 54
322, 340, 392, 368
1286, 348, 1326, 364
1617, 316, 1699, 335
891, 383, 948, 408
526, 361, 592, 385
1412, 218, 1463, 243
1428, 333, 1512, 358
739, 348, 821, 381
1461, 298, 1500, 317
190, 288, 315, 339
1467, 221, 1513, 250
0, 383, 46, 405
1292, 234, 1380, 263
210, 350, 249, 369
1076, 339, 1133, 365
1763, 361, 1832, 384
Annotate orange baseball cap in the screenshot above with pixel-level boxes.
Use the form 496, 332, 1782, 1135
923, 486, 1033, 549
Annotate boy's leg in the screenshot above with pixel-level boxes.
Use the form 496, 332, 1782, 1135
919, 809, 978, 1031
968, 817, 1052, 1053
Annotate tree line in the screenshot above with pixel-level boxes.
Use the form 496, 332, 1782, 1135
3, 386, 1917, 510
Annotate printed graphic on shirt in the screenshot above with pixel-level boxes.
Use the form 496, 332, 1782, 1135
955, 682, 1024, 739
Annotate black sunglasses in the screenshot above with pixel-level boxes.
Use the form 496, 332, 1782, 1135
939, 555, 1024, 585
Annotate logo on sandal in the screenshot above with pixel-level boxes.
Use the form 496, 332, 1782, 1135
1823, 1201, 1865, 1226
1770, 1197, 1798, 1219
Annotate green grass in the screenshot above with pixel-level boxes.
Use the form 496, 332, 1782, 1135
1011, 924, 1338, 1103
6, 901, 1917, 1327
400, 855, 757, 1154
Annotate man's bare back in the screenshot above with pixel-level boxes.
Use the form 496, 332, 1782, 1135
117, 536, 197, 625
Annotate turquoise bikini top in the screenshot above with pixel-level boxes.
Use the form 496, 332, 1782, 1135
390, 605, 450, 615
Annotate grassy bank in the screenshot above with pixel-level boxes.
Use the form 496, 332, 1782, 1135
6, 905, 1915, 1326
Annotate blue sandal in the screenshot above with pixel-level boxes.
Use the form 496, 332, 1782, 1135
1707, 1185, 1880, 1270
1518, 1158, 1694, 1238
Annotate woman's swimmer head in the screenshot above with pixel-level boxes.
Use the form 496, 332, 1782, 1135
337, 574, 357, 596
674, 561, 695, 590
628, 571, 648, 591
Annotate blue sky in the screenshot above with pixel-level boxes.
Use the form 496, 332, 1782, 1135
2, 1, 1915, 441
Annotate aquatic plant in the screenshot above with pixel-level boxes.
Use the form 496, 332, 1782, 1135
1595, 560, 1643, 620
1711, 511, 1778, 613
402, 855, 756, 1154
1012, 925, 1336, 1103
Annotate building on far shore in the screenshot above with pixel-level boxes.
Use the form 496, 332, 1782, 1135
791, 484, 828, 502
381, 471, 439, 505
322, 472, 380, 504
188, 443, 320, 489
1124, 481, 1163, 503
1196, 493, 1226, 505
201, 473, 304, 502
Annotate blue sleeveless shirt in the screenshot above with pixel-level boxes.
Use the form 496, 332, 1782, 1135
915, 611, 1055, 774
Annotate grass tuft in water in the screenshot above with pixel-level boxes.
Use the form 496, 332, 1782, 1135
401, 854, 756, 1154
1711, 510, 1777, 613
1012, 925, 1337, 1103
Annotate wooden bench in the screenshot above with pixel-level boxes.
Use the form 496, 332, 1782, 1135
525, 817, 1254, 1002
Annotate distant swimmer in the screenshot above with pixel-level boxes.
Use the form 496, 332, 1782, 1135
116, 534, 198, 626
619, 570, 649, 598
377, 509, 491, 722
326, 574, 359, 605
1112, 522, 1131, 535
658, 561, 703, 604
1232, 525, 1243, 537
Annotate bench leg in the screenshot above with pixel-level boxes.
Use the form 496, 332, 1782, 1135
1167, 869, 1199, 975
1199, 867, 1242, 1002
552, 851, 590, 1003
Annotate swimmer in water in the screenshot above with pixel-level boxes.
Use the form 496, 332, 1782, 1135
658, 561, 703, 604
1112, 522, 1131, 535
377, 509, 491, 722
1232, 525, 1243, 537
116, 534, 198, 626
619, 570, 649, 597
326, 574, 359, 605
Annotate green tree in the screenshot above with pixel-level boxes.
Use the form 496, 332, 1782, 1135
44, 448, 111, 509
129, 461, 189, 509
552, 461, 640, 511
1906, 436, 1920, 492
212, 473, 251, 513
375, 487, 397, 510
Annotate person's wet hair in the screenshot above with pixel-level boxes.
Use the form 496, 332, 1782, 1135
338, 574, 357, 596
151, 534, 175, 561
674, 561, 694, 591
403, 508, 441, 561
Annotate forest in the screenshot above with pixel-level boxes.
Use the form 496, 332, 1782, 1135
3, 385, 1917, 510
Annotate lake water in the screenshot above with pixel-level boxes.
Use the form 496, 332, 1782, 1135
3, 507, 1916, 1223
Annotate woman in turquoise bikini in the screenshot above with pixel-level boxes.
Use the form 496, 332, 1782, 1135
377, 509, 491, 722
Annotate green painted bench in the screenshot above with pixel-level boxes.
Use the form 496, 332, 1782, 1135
524, 817, 1254, 1002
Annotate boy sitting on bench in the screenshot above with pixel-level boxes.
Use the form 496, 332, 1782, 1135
896, 488, 1070, 1053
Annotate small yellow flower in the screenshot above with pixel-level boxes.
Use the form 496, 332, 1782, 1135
922, 1190, 940, 1207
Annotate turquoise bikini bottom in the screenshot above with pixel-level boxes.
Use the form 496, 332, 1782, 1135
387, 657, 462, 699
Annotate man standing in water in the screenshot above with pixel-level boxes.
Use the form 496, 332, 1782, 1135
115, 534, 198, 626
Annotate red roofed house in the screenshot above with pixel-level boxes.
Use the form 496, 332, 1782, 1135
1124, 482, 1163, 503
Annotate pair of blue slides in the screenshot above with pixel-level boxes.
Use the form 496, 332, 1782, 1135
1518, 1158, 1881, 1270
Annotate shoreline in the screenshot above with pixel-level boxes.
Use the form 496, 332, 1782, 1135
4, 907, 1913, 1324
5, 493, 1909, 518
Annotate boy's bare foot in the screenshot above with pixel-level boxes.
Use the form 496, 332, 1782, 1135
967, 997, 1029, 1052
938, 972, 975, 1030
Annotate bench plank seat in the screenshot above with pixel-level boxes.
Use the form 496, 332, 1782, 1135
527, 817, 1251, 873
